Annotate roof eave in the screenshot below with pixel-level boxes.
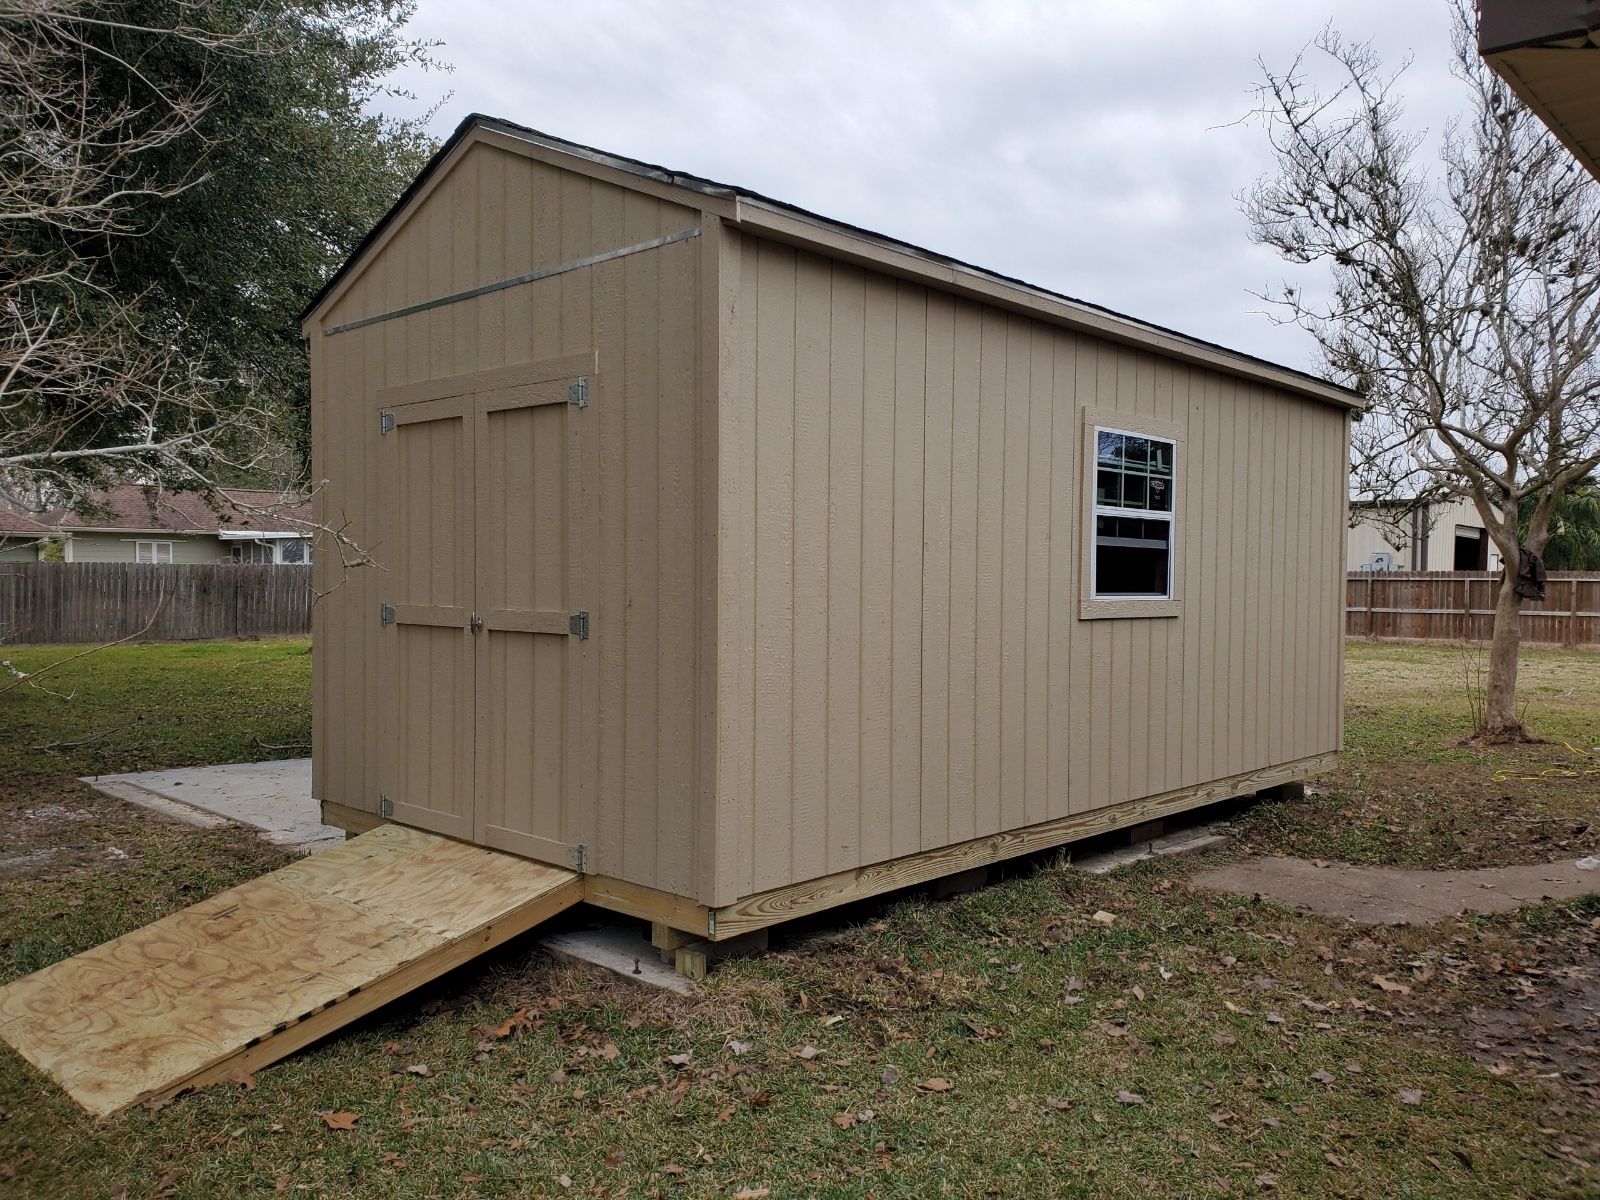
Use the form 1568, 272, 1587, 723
303, 113, 1363, 412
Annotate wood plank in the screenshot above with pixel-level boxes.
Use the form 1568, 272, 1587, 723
890, 282, 927, 858
583, 874, 712, 938
0, 825, 581, 1116
710, 752, 1339, 940
752, 240, 797, 892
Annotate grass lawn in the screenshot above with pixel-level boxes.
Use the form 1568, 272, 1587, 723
0, 638, 1596, 1198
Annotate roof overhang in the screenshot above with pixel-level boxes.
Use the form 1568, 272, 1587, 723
1480, 0, 1600, 181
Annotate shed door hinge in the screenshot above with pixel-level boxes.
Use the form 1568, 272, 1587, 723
379, 602, 395, 626
379, 793, 393, 818
567, 843, 587, 872
567, 377, 588, 408
568, 610, 589, 640
379, 410, 395, 434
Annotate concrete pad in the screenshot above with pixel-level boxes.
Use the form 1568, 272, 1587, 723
81, 758, 339, 851
1070, 823, 1233, 875
539, 924, 695, 994
1194, 855, 1600, 925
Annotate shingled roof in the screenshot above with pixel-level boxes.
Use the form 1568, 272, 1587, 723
2, 487, 312, 537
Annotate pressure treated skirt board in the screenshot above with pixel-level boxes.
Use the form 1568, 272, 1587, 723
0, 823, 582, 1116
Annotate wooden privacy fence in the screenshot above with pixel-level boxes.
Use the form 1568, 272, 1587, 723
1347, 571, 1600, 647
0, 563, 312, 644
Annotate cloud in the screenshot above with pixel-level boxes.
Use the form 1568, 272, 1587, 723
380, 0, 1461, 372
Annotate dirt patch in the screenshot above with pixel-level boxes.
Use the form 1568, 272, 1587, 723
1237, 755, 1600, 869
1409, 905, 1600, 1168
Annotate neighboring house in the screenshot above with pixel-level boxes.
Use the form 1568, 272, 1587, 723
1348, 496, 1501, 572
0, 486, 313, 565
0, 507, 55, 563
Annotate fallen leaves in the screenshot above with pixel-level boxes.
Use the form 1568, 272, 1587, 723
832, 1108, 875, 1129
1398, 1089, 1423, 1106
916, 1077, 954, 1093
1114, 1090, 1147, 1106
317, 1111, 359, 1131
494, 1007, 532, 1039
1091, 910, 1118, 926
1371, 974, 1412, 995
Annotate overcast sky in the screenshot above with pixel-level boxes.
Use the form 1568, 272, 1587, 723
379, 1, 1466, 375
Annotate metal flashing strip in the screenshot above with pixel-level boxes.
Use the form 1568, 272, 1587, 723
324, 227, 702, 336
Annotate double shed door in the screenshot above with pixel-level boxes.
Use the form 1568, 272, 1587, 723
376, 360, 590, 868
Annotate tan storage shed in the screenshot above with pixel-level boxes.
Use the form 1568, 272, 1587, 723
302, 115, 1359, 944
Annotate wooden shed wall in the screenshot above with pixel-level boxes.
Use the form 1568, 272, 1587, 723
710, 229, 1348, 907
311, 139, 708, 898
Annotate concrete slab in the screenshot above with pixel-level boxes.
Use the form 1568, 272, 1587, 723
81, 758, 339, 851
1194, 855, 1600, 925
539, 924, 695, 995
1070, 823, 1233, 875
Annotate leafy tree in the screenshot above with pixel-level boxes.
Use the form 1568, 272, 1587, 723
1521, 482, 1600, 571
0, 0, 441, 531
1244, 2, 1600, 741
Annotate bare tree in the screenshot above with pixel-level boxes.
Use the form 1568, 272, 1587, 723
0, 1, 372, 574
1244, 1, 1600, 741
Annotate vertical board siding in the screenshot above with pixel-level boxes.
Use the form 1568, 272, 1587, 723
719, 230, 1346, 907
313, 140, 705, 896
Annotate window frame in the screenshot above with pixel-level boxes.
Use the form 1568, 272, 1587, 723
1079, 407, 1184, 620
135, 540, 174, 565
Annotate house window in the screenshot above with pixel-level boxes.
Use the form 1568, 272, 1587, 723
135, 540, 174, 564
277, 538, 310, 565
1092, 428, 1175, 600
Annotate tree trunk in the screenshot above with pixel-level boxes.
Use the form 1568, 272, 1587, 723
1480, 567, 1527, 741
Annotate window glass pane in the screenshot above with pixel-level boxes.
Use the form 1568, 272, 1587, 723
1121, 473, 1148, 510
1095, 469, 1121, 506
279, 539, 307, 565
1147, 474, 1172, 513
1097, 430, 1123, 466
1149, 442, 1173, 475
1095, 515, 1170, 597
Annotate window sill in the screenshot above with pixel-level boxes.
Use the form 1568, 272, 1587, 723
1078, 597, 1181, 621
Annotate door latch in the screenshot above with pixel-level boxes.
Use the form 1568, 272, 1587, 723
469, 613, 484, 634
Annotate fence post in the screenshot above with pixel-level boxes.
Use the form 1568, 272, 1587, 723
1463, 576, 1472, 641
1366, 576, 1375, 638
1568, 576, 1579, 649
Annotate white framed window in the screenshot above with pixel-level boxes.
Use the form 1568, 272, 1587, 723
277, 538, 310, 565
135, 540, 174, 564
1092, 428, 1175, 599
1079, 408, 1184, 619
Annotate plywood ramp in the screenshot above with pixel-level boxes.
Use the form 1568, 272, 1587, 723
0, 825, 582, 1117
